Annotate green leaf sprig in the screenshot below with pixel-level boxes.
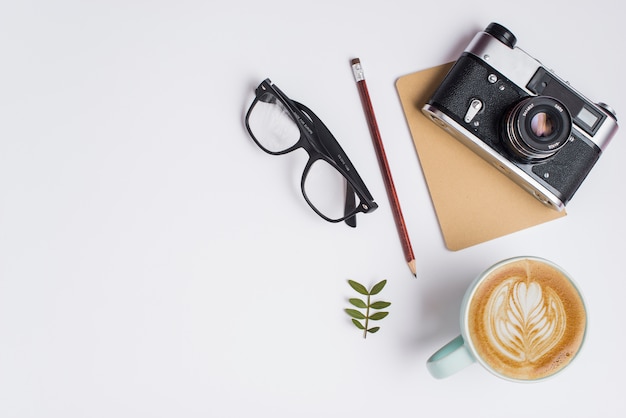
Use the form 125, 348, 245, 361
345, 279, 391, 338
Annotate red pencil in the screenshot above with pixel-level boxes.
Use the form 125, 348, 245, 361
351, 58, 417, 277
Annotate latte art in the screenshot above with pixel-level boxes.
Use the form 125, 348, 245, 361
467, 258, 586, 380
485, 278, 566, 364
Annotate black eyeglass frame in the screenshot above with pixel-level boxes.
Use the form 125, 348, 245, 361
245, 79, 378, 226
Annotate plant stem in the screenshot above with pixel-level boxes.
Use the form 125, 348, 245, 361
363, 293, 370, 339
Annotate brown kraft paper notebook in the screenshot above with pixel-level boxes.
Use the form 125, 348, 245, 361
396, 63, 566, 251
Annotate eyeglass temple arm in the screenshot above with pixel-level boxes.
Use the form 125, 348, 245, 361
344, 183, 357, 227
294, 102, 375, 205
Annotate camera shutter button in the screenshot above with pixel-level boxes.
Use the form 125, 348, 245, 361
464, 99, 483, 123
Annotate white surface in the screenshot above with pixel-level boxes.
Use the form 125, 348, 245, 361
1, 1, 624, 417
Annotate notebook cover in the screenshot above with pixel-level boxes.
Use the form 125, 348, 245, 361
396, 63, 565, 250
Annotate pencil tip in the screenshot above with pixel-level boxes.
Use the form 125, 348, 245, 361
350, 58, 360, 65
408, 260, 417, 277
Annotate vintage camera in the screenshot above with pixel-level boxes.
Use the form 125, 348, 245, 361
422, 22, 619, 210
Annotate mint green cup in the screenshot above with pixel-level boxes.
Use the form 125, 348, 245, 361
426, 256, 587, 382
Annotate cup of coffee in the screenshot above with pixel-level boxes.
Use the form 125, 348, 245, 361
427, 256, 587, 382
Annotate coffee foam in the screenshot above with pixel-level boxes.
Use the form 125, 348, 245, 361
467, 258, 586, 381
485, 278, 566, 363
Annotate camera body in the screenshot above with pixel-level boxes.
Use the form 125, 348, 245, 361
422, 23, 618, 210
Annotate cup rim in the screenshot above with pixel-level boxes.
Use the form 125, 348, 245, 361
460, 255, 587, 383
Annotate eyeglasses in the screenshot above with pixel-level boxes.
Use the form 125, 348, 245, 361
245, 79, 378, 227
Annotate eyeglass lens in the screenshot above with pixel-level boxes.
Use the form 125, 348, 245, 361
304, 159, 356, 221
247, 92, 300, 153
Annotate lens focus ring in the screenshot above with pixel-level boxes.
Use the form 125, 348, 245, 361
502, 96, 572, 161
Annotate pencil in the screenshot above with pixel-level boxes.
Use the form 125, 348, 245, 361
351, 58, 417, 277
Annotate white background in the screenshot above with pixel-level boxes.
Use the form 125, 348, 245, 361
1, 1, 625, 417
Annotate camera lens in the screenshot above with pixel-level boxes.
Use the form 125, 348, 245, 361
502, 96, 572, 161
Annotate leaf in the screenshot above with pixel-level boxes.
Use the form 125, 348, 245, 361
345, 278, 391, 339
352, 319, 365, 329
370, 301, 391, 310
348, 280, 369, 296
369, 279, 387, 295
349, 298, 367, 309
345, 308, 366, 319
369, 311, 389, 321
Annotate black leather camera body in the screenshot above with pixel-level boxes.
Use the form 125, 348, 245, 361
422, 23, 619, 210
